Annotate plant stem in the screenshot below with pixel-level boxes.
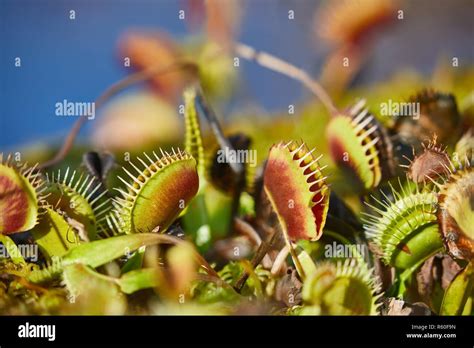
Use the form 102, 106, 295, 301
234, 230, 279, 292
271, 245, 289, 275
233, 42, 338, 115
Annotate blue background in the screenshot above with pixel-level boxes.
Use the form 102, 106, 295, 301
1, 0, 473, 149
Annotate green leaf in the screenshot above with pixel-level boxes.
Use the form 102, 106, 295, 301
0, 235, 25, 264
120, 247, 145, 274
30, 208, 80, 259
63, 263, 127, 315
440, 262, 474, 315
296, 245, 317, 278
118, 268, 159, 294
184, 87, 205, 177
65, 262, 159, 297
62, 233, 178, 268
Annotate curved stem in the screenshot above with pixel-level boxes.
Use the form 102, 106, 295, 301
271, 245, 289, 275
276, 223, 306, 280
234, 217, 262, 246
234, 217, 273, 266
286, 238, 306, 281
39, 61, 199, 169
234, 229, 278, 292
234, 42, 338, 115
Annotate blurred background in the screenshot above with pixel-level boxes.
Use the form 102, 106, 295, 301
1, 0, 473, 152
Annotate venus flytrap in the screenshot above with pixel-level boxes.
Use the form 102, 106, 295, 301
194, 89, 250, 234
183, 87, 206, 178
362, 177, 450, 298
394, 89, 462, 148
436, 158, 474, 261
233, 43, 396, 193
108, 148, 199, 234
181, 87, 253, 251
1, 29, 472, 316
30, 168, 110, 258
326, 101, 385, 192
362, 180, 444, 270
181, 87, 214, 250
0, 154, 47, 235
263, 141, 330, 280
300, 259, 382, 315
264, 142, 330, 242
402, 136, 452, 184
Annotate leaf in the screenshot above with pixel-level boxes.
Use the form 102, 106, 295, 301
30, 208, 80, 259
62, 263, 126, 315
120, 247, 145, 274
0, 157, 46, 234
296, 246, 317, 277
62, 233, 179, 268
184, 87, 205, 178
440, 262, 474, 315
0, 235, 25, 264
301, 259, 381, 315
264, 141, 330, 242
110, 149, 199, 234
29, 232, 218, 284
118, 268, 159, 294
